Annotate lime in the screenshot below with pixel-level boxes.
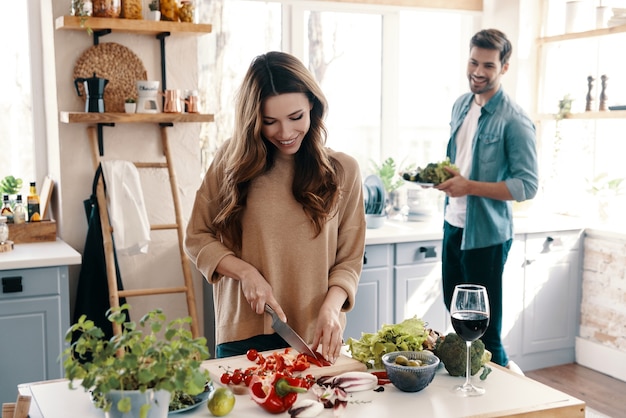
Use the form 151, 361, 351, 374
207, 387, 235, 417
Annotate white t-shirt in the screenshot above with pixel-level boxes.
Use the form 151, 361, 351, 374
444, 99, 481, 228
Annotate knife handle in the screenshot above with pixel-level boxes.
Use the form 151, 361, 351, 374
264, 304, 276, 317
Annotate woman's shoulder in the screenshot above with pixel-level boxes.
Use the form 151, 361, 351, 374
326, 148, 359, 170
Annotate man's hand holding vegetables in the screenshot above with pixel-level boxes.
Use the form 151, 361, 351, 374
437, 166, 514, 201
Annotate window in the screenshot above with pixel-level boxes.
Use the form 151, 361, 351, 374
0, 0, 39, 192
199, 1, 478, 175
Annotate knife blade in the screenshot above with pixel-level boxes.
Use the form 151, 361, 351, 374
265, 304, 317, 359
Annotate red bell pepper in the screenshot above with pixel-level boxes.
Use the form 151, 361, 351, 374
249, 373, 308, 414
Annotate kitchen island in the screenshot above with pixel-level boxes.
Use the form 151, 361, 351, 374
18, 362, 584, 417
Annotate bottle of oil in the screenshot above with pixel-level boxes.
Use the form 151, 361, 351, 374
27, 182, 41, 222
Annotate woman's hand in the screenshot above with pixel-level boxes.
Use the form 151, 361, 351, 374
311, 286, 348, 364
216, 254, 286, 321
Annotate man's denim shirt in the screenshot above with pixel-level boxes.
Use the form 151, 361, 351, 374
446, 87, 539, 250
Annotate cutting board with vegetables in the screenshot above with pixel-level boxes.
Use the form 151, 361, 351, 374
201, 349, 367, 383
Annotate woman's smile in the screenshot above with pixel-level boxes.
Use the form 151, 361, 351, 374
261, 92, 313, 155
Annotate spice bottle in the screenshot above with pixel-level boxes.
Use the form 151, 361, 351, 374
0, 216, 8, 243
1, 195, 14, 224
13, 195, 26, 224
27, 182, 41, 222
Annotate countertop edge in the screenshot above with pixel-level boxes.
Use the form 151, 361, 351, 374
0, 239, 82, 271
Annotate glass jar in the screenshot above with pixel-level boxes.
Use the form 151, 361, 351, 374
179, 0, 194, 23
71, 0, 93, 16
0, 216, 8, 243
121, 0, 142, 19
160, 0, 178, 21
92, 0, 121, 18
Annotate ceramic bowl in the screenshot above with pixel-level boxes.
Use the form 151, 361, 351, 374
366, 213, 386, 229
382, 350, 440, 392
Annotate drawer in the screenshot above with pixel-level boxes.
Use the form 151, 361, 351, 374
0, 267, 63, 300
363, 244, 392, 269
525, 230, 582, 256
395, 240, 442, 265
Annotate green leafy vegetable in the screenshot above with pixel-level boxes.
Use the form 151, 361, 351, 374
346, 317, 429, 370
401, 158, 459, 185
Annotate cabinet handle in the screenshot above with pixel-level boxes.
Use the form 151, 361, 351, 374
541, 236, 563, 254
2, 276, 23, 293
419, 246, 437, 258
363, 252, 368, 265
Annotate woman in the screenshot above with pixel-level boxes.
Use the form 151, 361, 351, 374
184, 52, 366, 362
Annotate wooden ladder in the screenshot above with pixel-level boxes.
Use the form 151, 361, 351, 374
87, 125, 200, 338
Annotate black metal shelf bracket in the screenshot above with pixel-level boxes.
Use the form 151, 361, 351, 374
157, 32, 171, 93
97, 123, 115, 156
93, 29, 112, 45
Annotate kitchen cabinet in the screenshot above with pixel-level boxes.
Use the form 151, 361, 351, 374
0, 240, 79, 404
500, 230, 583, 371
343, 244, 393, 341
519, 230, 583, 369
394, 239, 449, 333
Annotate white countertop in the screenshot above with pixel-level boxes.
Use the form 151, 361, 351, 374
365, 214, 586, 245
0, 239, 81, 270
19, 364, 584, 418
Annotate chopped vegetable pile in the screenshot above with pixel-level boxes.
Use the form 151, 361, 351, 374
346, 317, 430, 369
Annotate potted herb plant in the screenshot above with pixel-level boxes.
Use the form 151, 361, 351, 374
148, 0, 161, 20
370, 157, 414, 216
63, 304, 210, 418
125, 97, 137, 113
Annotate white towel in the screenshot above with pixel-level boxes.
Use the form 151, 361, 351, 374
101, 160, 151, 255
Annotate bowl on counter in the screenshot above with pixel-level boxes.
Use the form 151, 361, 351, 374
382, 350, 440, 392
366, 213, 386, 229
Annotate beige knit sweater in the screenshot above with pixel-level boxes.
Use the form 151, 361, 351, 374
184, 144, 366, 346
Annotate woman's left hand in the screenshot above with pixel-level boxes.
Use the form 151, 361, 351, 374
310, 289, 346, 364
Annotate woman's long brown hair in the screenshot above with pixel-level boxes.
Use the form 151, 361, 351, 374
213, 51, 343, 250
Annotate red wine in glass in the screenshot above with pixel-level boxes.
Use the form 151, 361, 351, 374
451, 311, 489, 342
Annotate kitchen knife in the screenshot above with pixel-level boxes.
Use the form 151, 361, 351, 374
265, 304, 317, 359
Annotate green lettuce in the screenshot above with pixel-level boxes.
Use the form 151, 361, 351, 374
346, 317, 429, 369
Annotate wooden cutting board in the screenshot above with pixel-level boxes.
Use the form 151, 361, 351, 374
201, 349, 367, 384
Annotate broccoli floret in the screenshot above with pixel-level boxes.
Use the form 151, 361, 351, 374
433, 332, 491, 377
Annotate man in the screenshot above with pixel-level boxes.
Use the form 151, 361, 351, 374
437, 29, 539, 373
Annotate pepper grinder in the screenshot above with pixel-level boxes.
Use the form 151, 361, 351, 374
599, 74, 608, 111
585, 75, 595, 112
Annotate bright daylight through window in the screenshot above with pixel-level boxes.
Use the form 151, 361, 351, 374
0, 0, 36, 189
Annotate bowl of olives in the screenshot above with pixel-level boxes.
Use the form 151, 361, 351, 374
382, 350, 440, 392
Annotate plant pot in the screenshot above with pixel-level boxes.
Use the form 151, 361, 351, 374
104, 389, 170, 418
124, 103, 136, 113
148, 10, 161, 21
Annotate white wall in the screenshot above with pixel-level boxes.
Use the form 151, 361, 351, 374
48, 0, 205, 331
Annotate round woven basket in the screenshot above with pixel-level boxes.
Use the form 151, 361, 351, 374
73, 42, 148, 113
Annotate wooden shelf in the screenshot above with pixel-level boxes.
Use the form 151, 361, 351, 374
60, 111, 214, 124
538, 24, 626, 44
535, 110, 626, 121
55, 15, 212, 35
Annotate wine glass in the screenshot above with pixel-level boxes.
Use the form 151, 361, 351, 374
450, 284, 490, 396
